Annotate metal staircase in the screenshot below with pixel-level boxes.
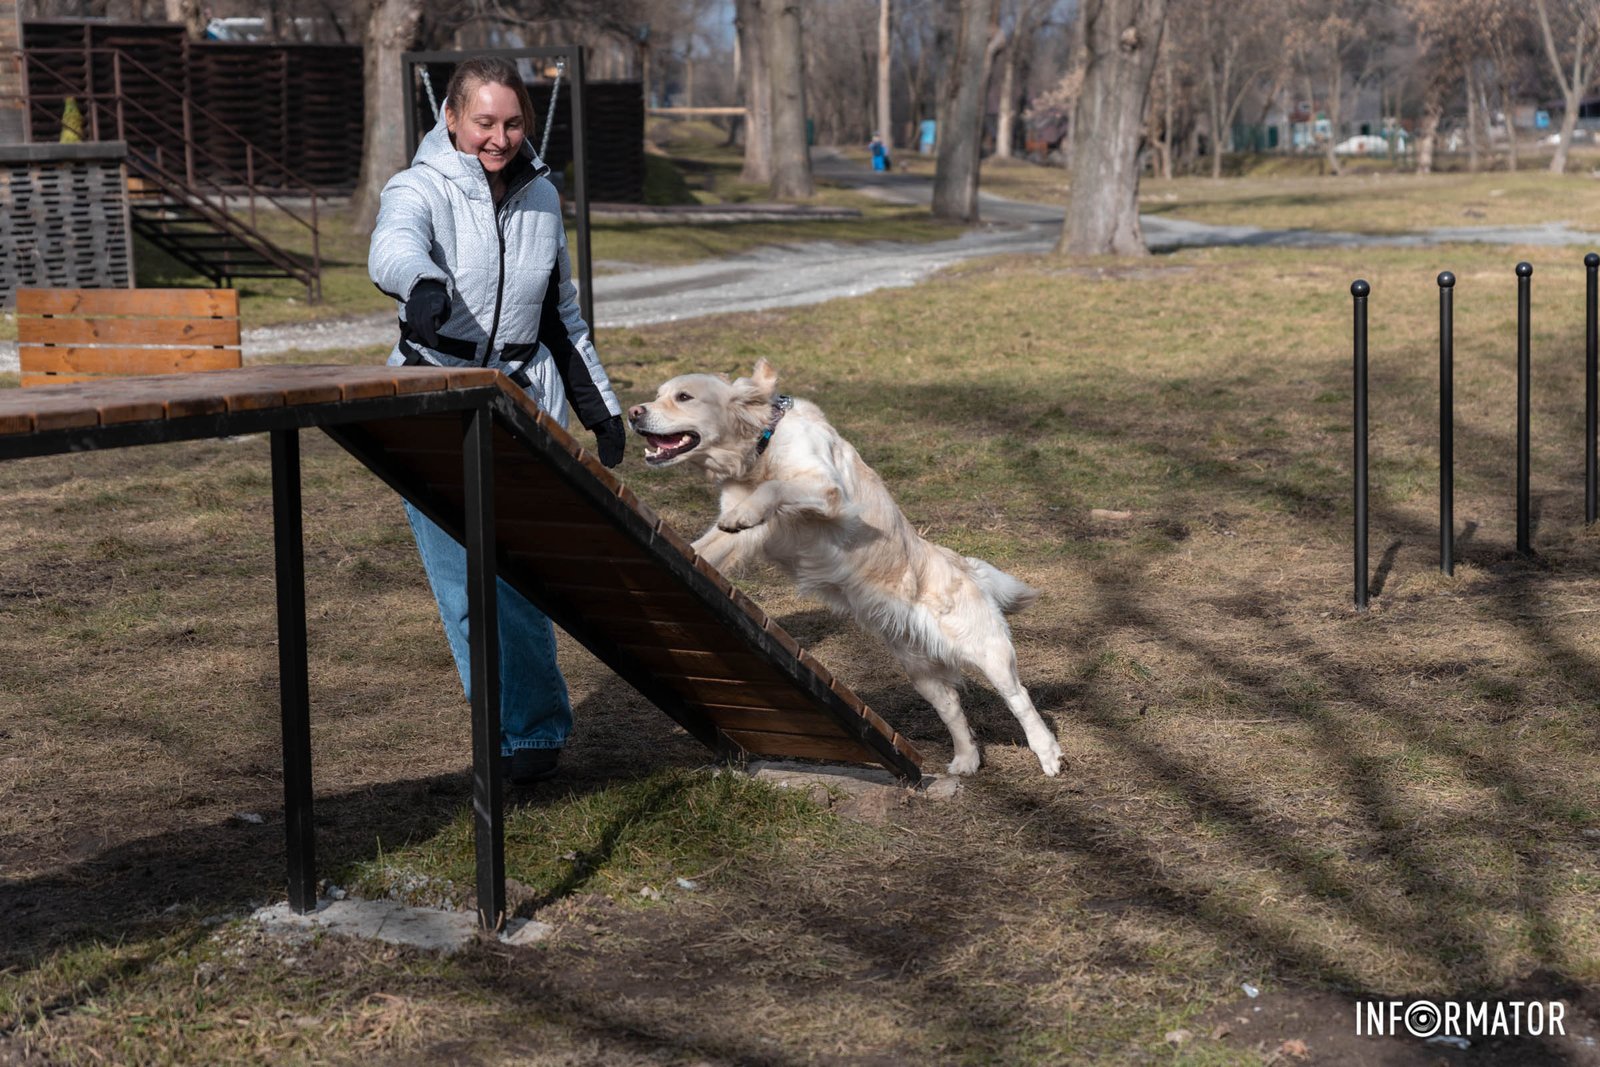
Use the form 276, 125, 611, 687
21, 47, 322, 301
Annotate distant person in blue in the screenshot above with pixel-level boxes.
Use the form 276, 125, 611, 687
918, 118, 936, 155
869, 132, 890, 171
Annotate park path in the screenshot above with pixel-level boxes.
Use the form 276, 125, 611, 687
6, 153, 1600, 372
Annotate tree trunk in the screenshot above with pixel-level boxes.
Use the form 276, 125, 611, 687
735, 0, 774, 184
1160, 45, 1173, 179
1321, 52, 1343, 177
994, 39, 1017, 159
163, 0, 206, 39
350, 0, 424, 235
1534, 0, 1589, 175
1465, 66, 1480, 172
1554, 84, 1580, 174
878, 0, 893, 148
932, 0, 998, 221
1060, 0, 1167, 255
1416, 97, 1441, 175
1204, 48, 1223, 179
1499, 71, 1519, 172
764, 0, 813, 198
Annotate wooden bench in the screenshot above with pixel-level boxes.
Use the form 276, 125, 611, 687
18, 288, 241, 388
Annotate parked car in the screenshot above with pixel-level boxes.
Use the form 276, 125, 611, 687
1539, 128, 1592, 146
1333, 134, 1390, 156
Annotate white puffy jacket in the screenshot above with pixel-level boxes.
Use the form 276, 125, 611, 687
368, 109, 620, 431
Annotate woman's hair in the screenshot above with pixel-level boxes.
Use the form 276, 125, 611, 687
444, 56, 536, 135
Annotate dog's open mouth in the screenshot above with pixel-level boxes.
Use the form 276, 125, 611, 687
641, 430, 701, 465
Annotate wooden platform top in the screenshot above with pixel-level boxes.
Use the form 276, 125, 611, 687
0, 364, 501, 437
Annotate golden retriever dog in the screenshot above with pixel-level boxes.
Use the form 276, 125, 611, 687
627, 360, 1062, 777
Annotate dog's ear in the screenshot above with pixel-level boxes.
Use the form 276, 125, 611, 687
731, 359, 779, 410
751, 359, 779, 395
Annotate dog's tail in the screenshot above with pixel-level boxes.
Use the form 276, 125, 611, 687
966, 557, 1040, 615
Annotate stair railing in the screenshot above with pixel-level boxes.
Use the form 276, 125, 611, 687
11, 46, 322, 301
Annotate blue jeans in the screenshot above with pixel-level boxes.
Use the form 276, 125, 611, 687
405, 502, 572, 754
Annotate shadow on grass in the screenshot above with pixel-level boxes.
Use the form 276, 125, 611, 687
792, 373, 1600, 1003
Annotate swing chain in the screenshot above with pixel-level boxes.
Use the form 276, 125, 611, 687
540, 59, 565, 160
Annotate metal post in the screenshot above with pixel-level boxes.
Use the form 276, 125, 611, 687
463, 405, 506, 932
568, 46, 594, 330
85, 46, 98, 142
246, 144, 257, 230
1439, 271, 1455, 575
19, 50, 33, 143
1586, 251, 1598, 526
309, 191, 322, 303
181, 87, 195, 188
112, 51, 125, 143
1352, 279, 1370, 611
1517, 261, 1533, 557
271, 429, 317, 913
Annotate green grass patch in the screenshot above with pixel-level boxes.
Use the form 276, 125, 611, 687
345, 768, 839, 913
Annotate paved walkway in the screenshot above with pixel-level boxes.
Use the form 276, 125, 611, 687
7, 154, 1600, 373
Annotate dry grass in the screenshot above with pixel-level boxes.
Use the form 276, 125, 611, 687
959, 152, 1600, 236
3, 228, 1600, 1063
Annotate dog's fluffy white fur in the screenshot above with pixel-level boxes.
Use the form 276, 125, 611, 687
628, 359, 1062, 776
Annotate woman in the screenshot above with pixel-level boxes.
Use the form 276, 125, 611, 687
369, 56, 624, 785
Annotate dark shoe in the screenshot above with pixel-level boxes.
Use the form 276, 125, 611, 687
504, 747, 560, 786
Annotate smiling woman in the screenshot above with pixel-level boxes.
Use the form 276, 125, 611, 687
368, 54, 628, 787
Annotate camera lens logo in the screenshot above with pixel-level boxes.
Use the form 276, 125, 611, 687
1404, 1001, 1442, 1039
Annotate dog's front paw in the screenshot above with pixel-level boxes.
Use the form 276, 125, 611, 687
1033, 739, 1063, 777
716, 506, 768, 533
947, 749, 981, 776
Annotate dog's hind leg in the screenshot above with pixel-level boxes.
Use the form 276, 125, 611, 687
972, 641, 1062, 777
907, 667, 981, 776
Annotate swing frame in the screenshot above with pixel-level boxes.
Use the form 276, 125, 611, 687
400, 47, 596, 330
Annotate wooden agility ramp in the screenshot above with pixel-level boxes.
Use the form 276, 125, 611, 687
0, 365, 923, 926
323, 375, 924, 780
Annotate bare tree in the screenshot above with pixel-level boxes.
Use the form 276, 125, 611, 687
1172, 0, 1285, 177
931, 0, 999, 220
1060, 0, 1167, 255
735, 0, 774, 182
992, 0, 1054, 159
894, 0, 946, 144
1288, 0, 1369, 177
878, 0, 893, 146
1404, 0, 1458, 174
764, 0, 813, 197
350, 0, 424, 235
802, 0, 876, 143
1533, 0, 1600, 173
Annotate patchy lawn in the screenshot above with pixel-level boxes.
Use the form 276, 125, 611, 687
3, 233, 1600, 1064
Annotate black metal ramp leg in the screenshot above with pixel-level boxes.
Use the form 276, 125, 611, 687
271, 428, 316, 913
464, 405, 506, 931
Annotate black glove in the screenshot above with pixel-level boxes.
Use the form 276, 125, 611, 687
405, 280, 451, 349
593, 415, 625, 468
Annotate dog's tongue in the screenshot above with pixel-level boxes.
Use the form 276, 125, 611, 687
644, 432, 687, 448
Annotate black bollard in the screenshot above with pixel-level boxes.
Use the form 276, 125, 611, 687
1352, 279, 1370, 610
1517, 262, 1532, 557
1587, 252, 1598, 526
1439, 271, 1455, 575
